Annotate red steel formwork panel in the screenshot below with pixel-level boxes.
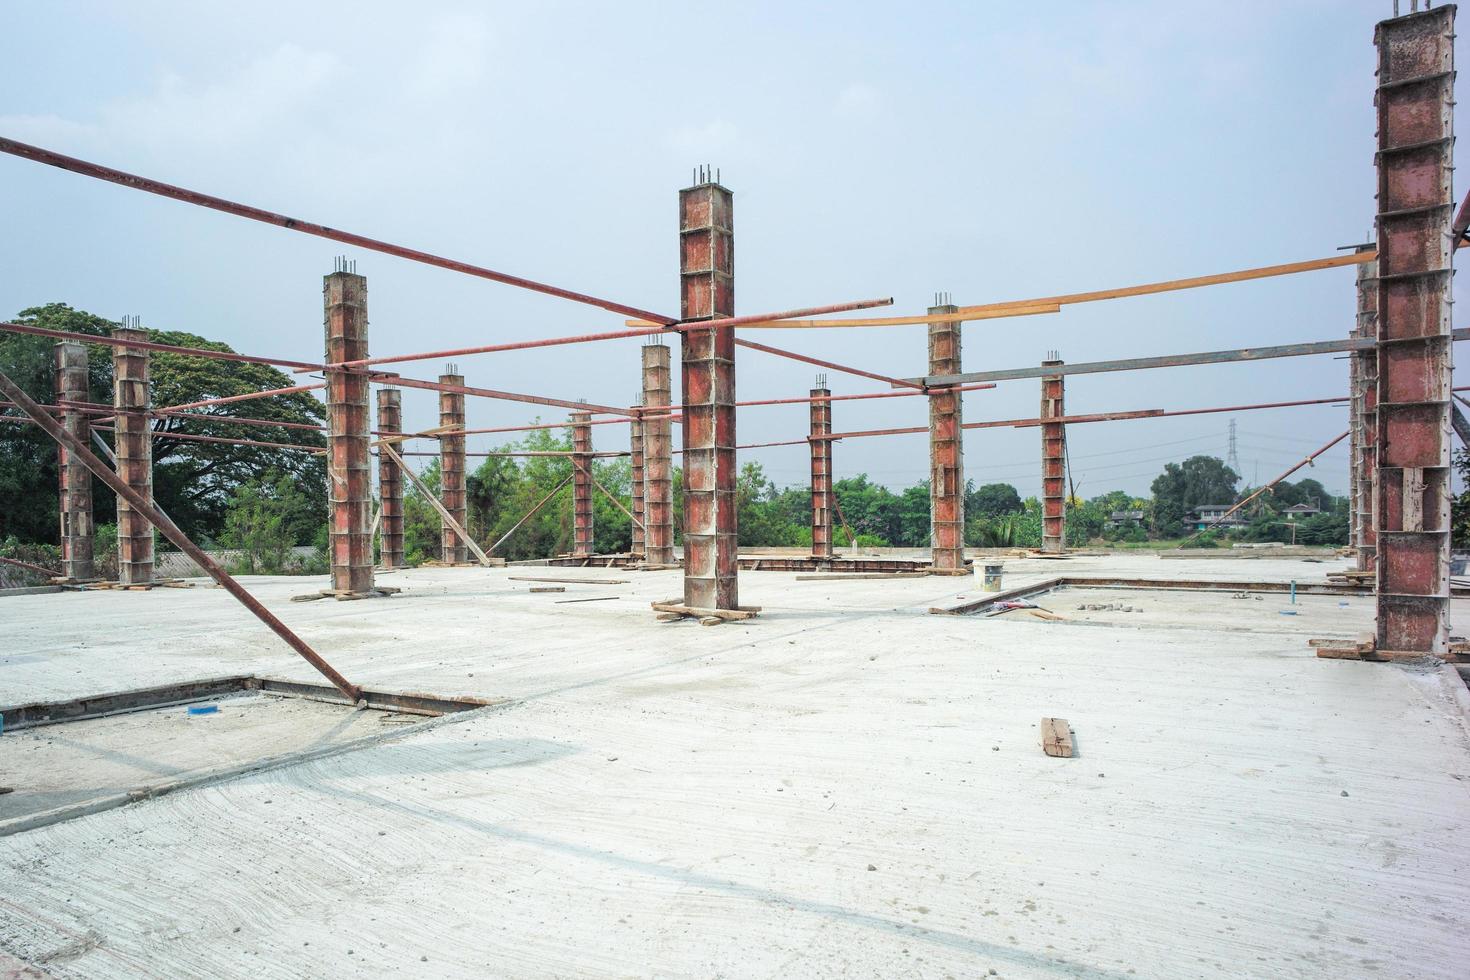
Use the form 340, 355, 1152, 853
809, 383, 833, 560
1353, 248, 1379, 572
928, 304, 966, 573
680, 177, 738, 610
571, 411, 594, 556
324, 271, 374, 595
629, 407, 646, 558
113, 325, 153, 585
642, 344, 675, 566
376, 387, 405, 569
54, 341, 94, 580
438, 369, 468, 564
1040, 355, 1066, 553
1373, 5, 1454, 653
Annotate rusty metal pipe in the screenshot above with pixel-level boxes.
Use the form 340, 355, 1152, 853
304, 326, 670, 374
0, 321, 322, 371
0, 365, 361, 700
734, 337, 923, 390
487, 474, 574, 555
0, 137, 679, 326
691, 297, 892, 331
386, 374, 633, 418
0, 554, 59, 578
160, 382, 327, 414
1180, 430, 1350, 545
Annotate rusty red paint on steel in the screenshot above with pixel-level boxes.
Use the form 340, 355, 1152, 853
377, 388, 405, 569
1040, 359, 1065, 554
455, 414, 680, 438
642, 344, 675, 566
160, 382, 327, 414
1373, 6, 1454, 653
311, 326, 670, 373
680, 180, 738, 610
54, 342, 95, 580
629, 409, 646, 558
1354, 248, 1379, 573
734, 337, 923, 390
325, 271, 375, 595
89, 425, 325, 454
387, 374, 632, 419
113, 326, 153, 586
570, 412, 594, 556
679, 296, 893, 331
0, 137, 678, 326
810, 386, 833, 560
0, 364, 360, 700
0, 320, 322, 371
928, 305, 965, 572
437, 371, 468, 564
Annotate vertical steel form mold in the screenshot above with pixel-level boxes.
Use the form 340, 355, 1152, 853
642, 344, 675, 566
1353, 247, 1379, 573
376, 387, 404, 569
1040, 354, 1066, 554
324, 268, 374, 595
438, 367, 468, 565
810, 381, 833, 560
679, 174, 738, 609
927, 302, 966, 573
113, 322, 153, 585
629, 406, 646, 558
571, 410, 594, 556
1373, 5, 1454, 654
53, 341, 95, 580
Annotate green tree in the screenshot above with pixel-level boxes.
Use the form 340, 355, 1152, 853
1150, 455, 1239, 537
222, 470, 312, 573
968, 482, 1022, 516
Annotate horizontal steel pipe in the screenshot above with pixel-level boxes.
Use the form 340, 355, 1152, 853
304, 325, 670, 374
734, 337, 924, 390
0, 321, 321, 371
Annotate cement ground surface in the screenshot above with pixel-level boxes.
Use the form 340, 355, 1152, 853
1, 553, 1468, 977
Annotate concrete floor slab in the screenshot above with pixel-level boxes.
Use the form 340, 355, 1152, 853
0, 554, 1467, 977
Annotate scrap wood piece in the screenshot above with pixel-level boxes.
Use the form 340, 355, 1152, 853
1027, 609, 1066, 621
529, 586, 566, 593
794, 572, 931, 581
556, 595, 618, 604
1041, 717, 1074, 758
649, 599, 760, 621
509, 576, 630, 585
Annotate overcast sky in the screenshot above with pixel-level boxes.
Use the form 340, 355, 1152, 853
2, 1, 1463, 500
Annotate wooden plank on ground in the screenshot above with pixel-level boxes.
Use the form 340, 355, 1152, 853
510, 576, 630, 585
1041, 717, 1074, 758
649, 600, 760, 621
794, 572, 931, 581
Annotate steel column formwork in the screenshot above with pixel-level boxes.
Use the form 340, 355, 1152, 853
928, 303, 966, 574
679, 175, 738, 609
438, 368, 468, 565
810, 380, 833, 560
629, 407, 646, 558
571, 411, 594, 556
642, 344, 675, 566
54, 342, 94, 580
113, 322, 153, 585
324, 268, 374, 595
1354, 247, 1379, 573
1372, 6, 1455, 654
376, 387, 404, 569
1040, 354, 1066, 553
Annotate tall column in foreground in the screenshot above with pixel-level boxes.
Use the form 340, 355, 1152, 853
113, 318, 153, 586
54, 341, 95, 581
439, 367, 468, 565
810, 378, 833, 560
324, 264, 374, 595
1040, 353, 1066, 554
928, 301, 965, 573
571, 410, 594, 556
376, 387, 404, 569
642, 344, 675, 566
1353, 246, 1379, 574
1373, 5, 1454, 654
629, 405, 646, 558
679, 171, 738, 610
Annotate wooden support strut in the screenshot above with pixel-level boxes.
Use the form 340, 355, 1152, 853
378, 442, 494, 567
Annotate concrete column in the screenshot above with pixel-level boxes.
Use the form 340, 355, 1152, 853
53, 341, 94, 581
1372, 6, 1454, 655
376, 387, 404, 569
809, 381, 833, 560
927, 302, 965, 574
1353, 247, 1378, 573
1040, 354, 1066, 554
679, 172, 737, 610
571, 411, 594, 556
642, 344, 675, 566
324, 267, 374, 595
113, 321, 153, 586
438, 368, 467, 565
629, 407, 645, 558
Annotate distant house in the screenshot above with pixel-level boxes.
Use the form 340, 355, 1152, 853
1281, 501, 1321, 519
1190, 504, 1248, 531
1106, 510, 1146, 529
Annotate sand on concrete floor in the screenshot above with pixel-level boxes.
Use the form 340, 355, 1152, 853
0, 553, 1467, 978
